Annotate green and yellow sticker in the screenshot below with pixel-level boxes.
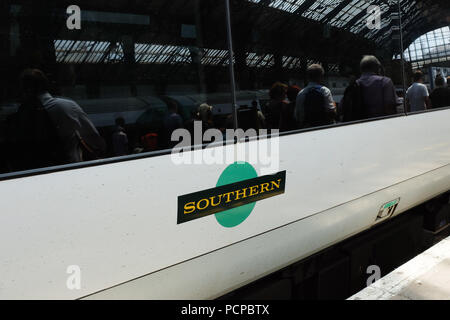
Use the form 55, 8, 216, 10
177, 162, 286, 227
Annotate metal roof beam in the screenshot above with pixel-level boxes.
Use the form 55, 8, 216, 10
293, 0, 317, 15
260, 0, 273, 6
320, 0, 352, 24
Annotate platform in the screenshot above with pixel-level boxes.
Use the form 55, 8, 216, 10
348, 235, 450, 300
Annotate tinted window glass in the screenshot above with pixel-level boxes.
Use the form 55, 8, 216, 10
2, 1, 448, 176
229, 0, 405, 133
0, 0, 232, 174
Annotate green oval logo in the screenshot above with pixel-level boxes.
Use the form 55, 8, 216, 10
215, 162, 258, 228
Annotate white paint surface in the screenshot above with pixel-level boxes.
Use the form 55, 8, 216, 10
0, 110, 449, 299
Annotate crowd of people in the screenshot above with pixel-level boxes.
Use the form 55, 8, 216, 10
154, 55, 449, 149
2, 55, 449, 173
260, 55, 398, 132
411, 71, 450, 111
263, 55, 450, 133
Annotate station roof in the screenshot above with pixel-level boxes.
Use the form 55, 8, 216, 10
44, 0, 450, 67
245, 0, 449, 47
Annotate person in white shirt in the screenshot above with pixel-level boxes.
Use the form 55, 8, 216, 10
406, 70, 430, 112
22, 69, 105, 163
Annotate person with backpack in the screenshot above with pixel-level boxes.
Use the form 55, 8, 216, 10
342, 56, 399, 122
295, 64, 336, 129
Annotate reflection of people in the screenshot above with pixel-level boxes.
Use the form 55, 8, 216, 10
280, 85, 300, 132
357, 56, 398, 118
8, 69, 105, 169
185, 103, 214, 146
430, 75, 449, 109
251, 100, 266, 130
340, 75, 359, 122
32, 70, 106, 162
265, 82, 288, 129
5, 71, 61, 172
406, 70, 430, 112
112, 117, 129, 156
198, 103, 214, 129
295, 64, 336, 128
164, 101, 183, 148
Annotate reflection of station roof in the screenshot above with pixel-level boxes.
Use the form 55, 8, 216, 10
244, 0, 449, 47
400, 26, 450, 68
49, 0, 449, 66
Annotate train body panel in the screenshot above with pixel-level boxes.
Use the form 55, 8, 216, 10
0, 110, 449, 299
85, 163, 450, 300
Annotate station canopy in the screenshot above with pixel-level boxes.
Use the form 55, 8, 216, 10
241, 0, 449, 48
16, 0, 450, 68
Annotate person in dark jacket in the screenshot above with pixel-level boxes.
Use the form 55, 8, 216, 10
430, 74, 450, 109
279, 85, 300, 132
265, 82, 288, 130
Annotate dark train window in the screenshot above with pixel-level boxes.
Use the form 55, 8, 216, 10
229, 0, 406, 133
0, 0, 232, 174
1, 1, 448, 176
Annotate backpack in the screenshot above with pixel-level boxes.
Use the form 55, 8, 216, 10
304, 85, 331, 127
342, 81, 365, 122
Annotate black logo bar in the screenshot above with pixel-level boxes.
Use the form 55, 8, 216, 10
177, 171, 286, 225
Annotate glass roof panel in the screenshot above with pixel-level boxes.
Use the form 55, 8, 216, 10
269, 0, 307, 13
136, 44, 192, 64
247, 52, 275, 68
54, 40, 124, 64
329, 0, 370, 28
401, 26, 450, 68
243, 0, 433, 45
301, 0, 340, 21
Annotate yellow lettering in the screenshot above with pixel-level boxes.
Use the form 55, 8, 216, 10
270, 179, 281, 190
249, 185, 259, 197
197, 199, 210, 210
235, 188, 248, 200
210, 195, 222, 207
260, 183, 270, 193
184, 202, 196, 215
222, 191, 235, 203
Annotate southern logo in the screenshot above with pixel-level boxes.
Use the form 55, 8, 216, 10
177, 162, 286, 227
